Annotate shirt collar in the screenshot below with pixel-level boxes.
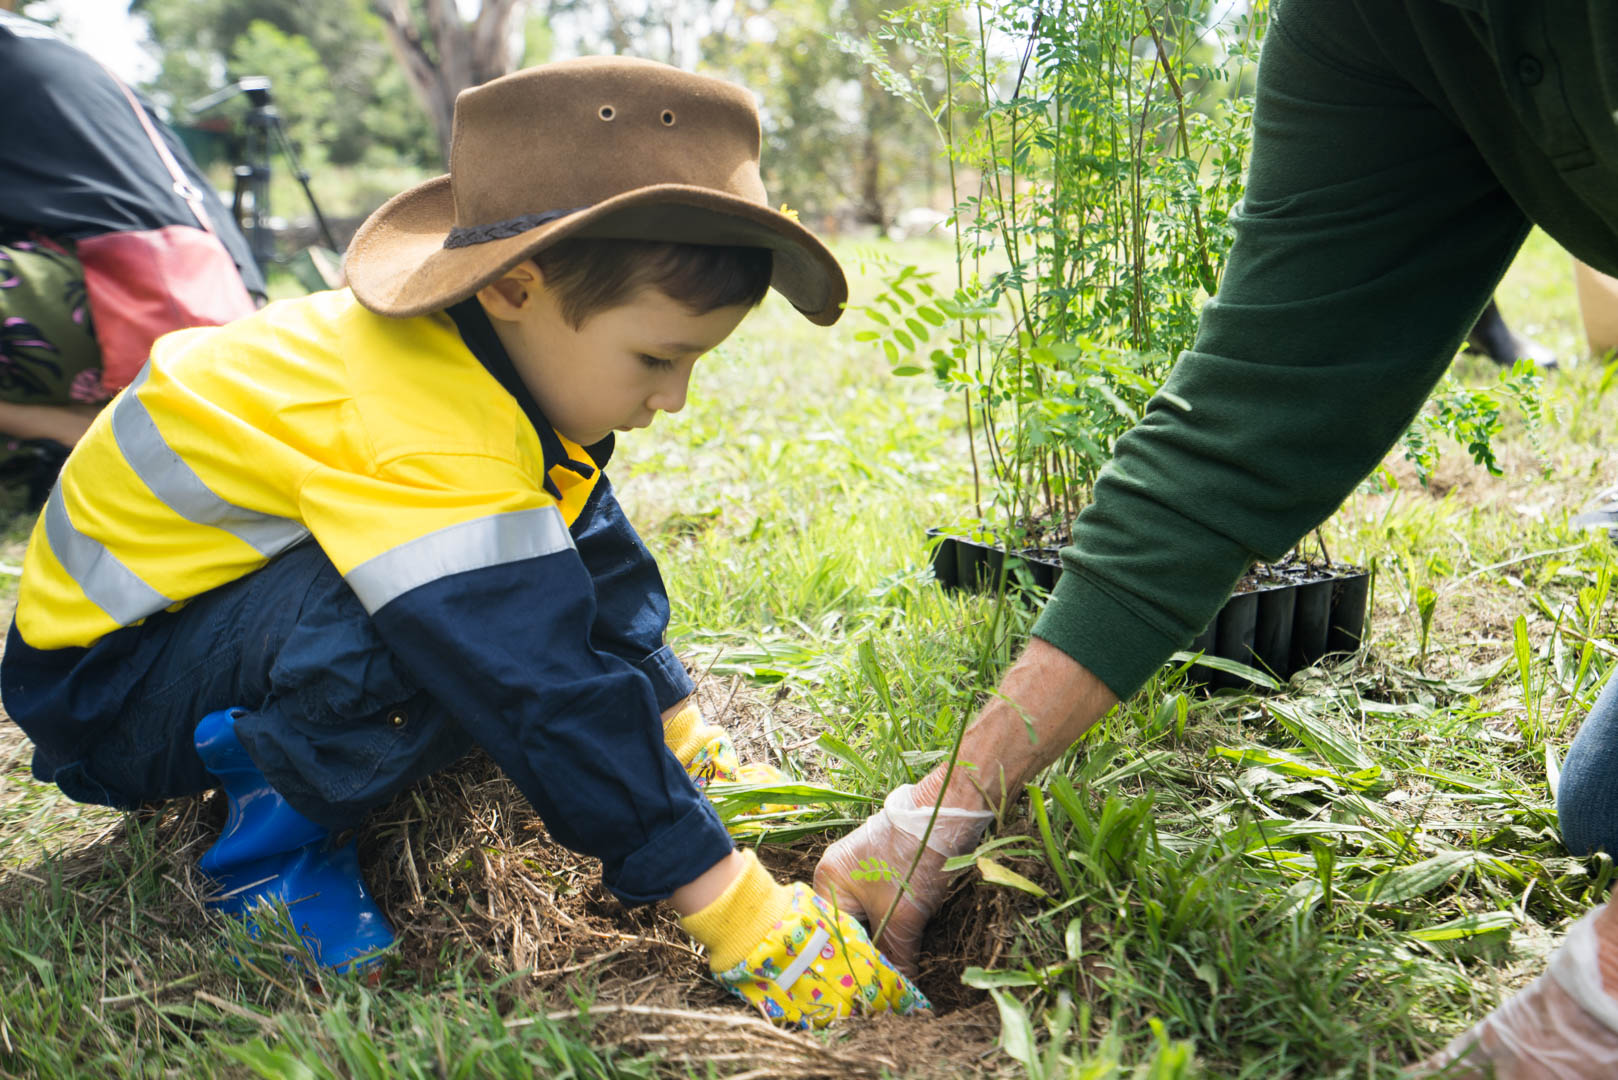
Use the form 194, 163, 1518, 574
444, 299, 614, 491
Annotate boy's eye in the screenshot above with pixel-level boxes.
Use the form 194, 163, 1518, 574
639, 354, 676, 371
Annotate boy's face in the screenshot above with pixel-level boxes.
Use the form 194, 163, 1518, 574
478, 262, 750, 447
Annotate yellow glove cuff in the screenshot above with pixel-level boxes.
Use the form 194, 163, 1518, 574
679, 850, 794, 971
663, 702, 715, 766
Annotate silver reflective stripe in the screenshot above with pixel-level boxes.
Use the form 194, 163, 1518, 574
112, 367, 309, 557
344, 506, 575, 613
44, 483, 170, 625
773, 925, 830, 992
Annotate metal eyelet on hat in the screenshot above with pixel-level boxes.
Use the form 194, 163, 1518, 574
661, 109, 676, 126
598, 105, 615, 121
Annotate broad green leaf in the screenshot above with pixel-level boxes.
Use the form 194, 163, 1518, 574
5, 946, 54, 987
941, 834, 1038, 872
815, 733, 879, 786
1407, 911, 1516, 942
989, 988, 1036, 1066
1064, 917, 1083, 963
962, 966, 1042, 989
1360, 850, 1478, 905
222, 1041, 322, 1080
1513, 613, 1534, 713
1267, 701, 1375, 771
1168, 650, 1279, 689
977, 856, 1048, 898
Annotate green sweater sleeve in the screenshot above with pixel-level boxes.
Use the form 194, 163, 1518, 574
1032, 1, 1531, 699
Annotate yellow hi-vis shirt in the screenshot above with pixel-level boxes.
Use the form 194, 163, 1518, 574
16, 289, 601, 651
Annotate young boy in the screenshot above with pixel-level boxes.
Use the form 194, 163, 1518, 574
0, 56, 926, 1029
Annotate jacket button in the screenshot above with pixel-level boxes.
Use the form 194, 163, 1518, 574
1516, 54, 1543, 86
387, 710, 407, 728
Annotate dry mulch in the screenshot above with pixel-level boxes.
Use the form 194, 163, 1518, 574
0, 677, 1037, 1078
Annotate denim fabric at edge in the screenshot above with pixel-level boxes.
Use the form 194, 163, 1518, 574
1559, 664, 1618, 858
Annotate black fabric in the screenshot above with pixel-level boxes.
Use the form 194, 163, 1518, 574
442, 207, 587, 249
0, 12, 265, 297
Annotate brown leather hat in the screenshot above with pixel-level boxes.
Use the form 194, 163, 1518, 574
345, 56, 847, 325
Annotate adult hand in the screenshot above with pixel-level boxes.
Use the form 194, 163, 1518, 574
813, 782, 992, 976
814, 638, 1117, 975
1414, 903, 1618, 1079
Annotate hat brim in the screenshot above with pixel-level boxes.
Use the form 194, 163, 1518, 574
345, 175, 847, 325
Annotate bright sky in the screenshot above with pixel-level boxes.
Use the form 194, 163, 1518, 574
26, 0, 156, 82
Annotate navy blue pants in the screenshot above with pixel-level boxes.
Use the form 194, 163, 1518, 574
16, 542, 475, 830
1560, 668, 1618, 858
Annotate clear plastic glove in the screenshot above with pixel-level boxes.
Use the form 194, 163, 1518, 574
1414, 903, 1618, 1079
812, 781, 993, 977
681, 851, 929, 1029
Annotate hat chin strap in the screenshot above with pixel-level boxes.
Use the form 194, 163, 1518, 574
443, 206, 589, 249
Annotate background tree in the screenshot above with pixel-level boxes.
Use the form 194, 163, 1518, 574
368, 0, 531, 163
123, 0, 948, 229
702, 0, 949, 227
135, 0, 439, 174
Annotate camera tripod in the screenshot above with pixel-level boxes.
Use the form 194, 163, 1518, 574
188, 77, 339, 273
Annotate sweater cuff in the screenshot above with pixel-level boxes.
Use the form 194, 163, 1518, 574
1031, 568, 1183, 701
679, 849, 793, 971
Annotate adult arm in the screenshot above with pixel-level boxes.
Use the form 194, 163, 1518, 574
820, 0, 1533, 963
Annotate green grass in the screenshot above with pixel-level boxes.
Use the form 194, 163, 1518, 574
637, 227, 1618, 1077
1, 229, 1613, 1077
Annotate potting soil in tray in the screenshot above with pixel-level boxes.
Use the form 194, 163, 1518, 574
927, 531, 1368, 690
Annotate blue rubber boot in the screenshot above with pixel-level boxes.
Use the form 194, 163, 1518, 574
194, 708, 394, 971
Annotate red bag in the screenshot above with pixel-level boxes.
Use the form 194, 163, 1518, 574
75, 59, 257, 392
76, 225, 255, 391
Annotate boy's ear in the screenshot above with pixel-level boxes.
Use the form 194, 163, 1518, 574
476, 261, 542, 321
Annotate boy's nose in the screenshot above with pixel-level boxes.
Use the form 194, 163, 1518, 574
649, 372, 691, 415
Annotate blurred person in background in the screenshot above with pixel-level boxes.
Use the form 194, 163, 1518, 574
0, 9, 263, 506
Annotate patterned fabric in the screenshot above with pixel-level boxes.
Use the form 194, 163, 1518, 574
0, 238, 106, 406
670, 713, 806, 830
683, 727, 742, 791
712, 882, 931, 1029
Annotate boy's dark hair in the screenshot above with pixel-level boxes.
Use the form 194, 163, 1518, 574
535, 238, 774, 329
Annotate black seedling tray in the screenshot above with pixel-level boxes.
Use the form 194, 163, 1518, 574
927, 530, 1369, 690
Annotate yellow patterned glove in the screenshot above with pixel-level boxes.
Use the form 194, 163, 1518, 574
680, 851, 930, 1029
664, 704, 804, 815
664, 702, 742, 791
